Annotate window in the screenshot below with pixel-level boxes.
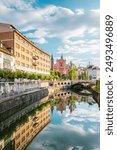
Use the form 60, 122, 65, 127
26, 132, 29, 137
21, 47, 25, 52
16, 142, 20, 148
15, 35, 20, 40
15, 60, 20, 65
16, 133, 20, 139
30, 52, 33, 55
21, 54, 25, 60
26, 57, 29, 61
21, 62, 25, 67
22, 136, 25, 142
26, 125, 29, 130
16, 43, 20, 49
30, 128, 33, 133
22, 129, 25, 134
26, 49, 29, 54
26, 64, 29, 68
16, 52, 20, 57
23, 40, 25, 44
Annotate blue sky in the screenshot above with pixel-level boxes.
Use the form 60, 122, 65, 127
0, 0, 100, 66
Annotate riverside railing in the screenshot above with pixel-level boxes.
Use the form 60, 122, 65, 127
0, 80, 41, 98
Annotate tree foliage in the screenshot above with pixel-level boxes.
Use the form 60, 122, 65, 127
69, 64, 78, 80
0, 69, 55, 81
95, 80, 100, 93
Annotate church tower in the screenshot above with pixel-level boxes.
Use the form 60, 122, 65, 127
51, 54, 54, 70
61, 54, 63, 59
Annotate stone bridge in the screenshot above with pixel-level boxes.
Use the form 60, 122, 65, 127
49, 80, 96, 90
71, 80, 96, 86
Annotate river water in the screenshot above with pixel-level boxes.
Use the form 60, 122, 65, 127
0, 90, 100, 150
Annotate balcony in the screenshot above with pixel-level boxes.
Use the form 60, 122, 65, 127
33, 117, 39, 122
32, 61, 38, 66
33, 123, 39, 128
32, 55, 39, 60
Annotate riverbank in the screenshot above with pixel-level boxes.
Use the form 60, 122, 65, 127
0, 87, 48, 122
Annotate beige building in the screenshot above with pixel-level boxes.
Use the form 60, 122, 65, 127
0, 23, 51, 74
15, 105, 50, 150
0, 41, 14, 69
0, 105, 50, 150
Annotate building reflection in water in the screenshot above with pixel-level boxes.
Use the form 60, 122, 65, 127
0, 90, 99, 150
50, 90, 97, 114
0, 98, 51, 150
27, 90, 100, 150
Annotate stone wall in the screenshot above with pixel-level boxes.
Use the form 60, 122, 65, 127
0, 88, 48, 122
0, 81, 39, 97
0, 80, 49, 99
0, 96, 49, 131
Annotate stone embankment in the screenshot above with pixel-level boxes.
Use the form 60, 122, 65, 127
0, 80, 49, 122
0, 88, 48, 122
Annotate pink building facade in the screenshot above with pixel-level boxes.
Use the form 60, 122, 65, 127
51, 55, 69, 75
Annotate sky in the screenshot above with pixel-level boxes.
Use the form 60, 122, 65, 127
0, 0, 100, 67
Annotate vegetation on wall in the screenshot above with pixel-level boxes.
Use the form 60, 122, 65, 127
0, 67, 78, 81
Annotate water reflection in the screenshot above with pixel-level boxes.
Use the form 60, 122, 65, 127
27, 90, 100, 150
0, 98, 51, 150
0, 90, 100, 150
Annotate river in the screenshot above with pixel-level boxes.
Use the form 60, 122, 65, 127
0, 90, 100, 150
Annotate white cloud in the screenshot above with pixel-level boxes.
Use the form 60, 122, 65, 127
1, 0, 35, 10
0, 1, 99, 39
27, 100, 100, 150
75, 9, 85, 15
56, 22, 100, 65
57, 38, 99, 55
33, 38, 48, 44
90, 9, 100, 15
68, 146, 84, 150
0, 0, 100, 66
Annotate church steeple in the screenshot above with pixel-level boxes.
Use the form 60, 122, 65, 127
51, 54, 54, 61
51, 54, 54, 70
61, 54, 63, 59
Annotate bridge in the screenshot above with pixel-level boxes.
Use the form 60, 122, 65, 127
71, 80, 96, 86
49, 80, 96, 90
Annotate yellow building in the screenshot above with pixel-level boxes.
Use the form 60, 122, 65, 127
15, 105, 50, 150
0, 105, 50, 150
0, 23, 51, 74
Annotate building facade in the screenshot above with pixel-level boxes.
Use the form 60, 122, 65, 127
0, 105, 50, 150
51, 55, 69, 75
0, 23, 51, 74
0, 41, 14, 69
15, 105, 50, 150
87, 65, 100, 80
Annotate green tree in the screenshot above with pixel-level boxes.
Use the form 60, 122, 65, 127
69, 64, 78, 80
50, 70, 60, 80
95, 80, 100, 92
